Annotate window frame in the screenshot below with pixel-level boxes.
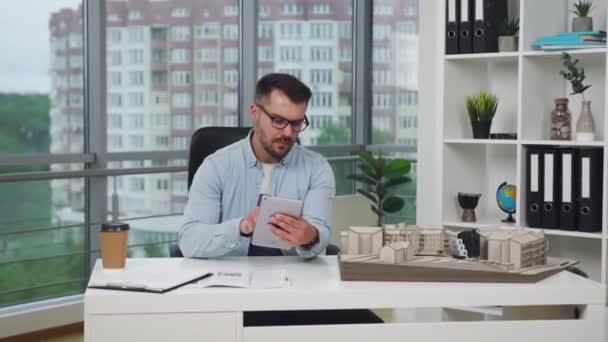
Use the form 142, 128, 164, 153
0, 1, 421, 326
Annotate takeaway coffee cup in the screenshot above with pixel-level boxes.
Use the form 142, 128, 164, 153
99, 222, 129, 269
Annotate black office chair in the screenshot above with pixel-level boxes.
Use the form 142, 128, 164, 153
170, 126, 340, 257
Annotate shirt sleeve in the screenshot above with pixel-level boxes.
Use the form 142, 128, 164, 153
294, 156, 336, 258
178, 156, 245, 258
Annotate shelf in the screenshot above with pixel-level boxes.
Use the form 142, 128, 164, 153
520, 51, 606, 142
524, 227, 605, 240
442, 221, 516, 230
444, 52, 519, 62
443, 223, 605, 240
523, 48, 607, 58
520, 140, 604, 147
444, 139, 517, 145
443, 58, 518, 140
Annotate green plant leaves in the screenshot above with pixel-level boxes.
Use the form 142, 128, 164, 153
498, 17, 519, 36
349, 152, 412, 223
357, 163, 377, 178
347, 174, 376, 186
356, 152, 378, 171
384, 175, 412, 189
357, 189, 378, 203
560, 52, 591, 97
382, 196, 405, 213
570, 0, 592, 17
383, 159, 411, 178
371, 204, 380, 216
465, 91, 499, 122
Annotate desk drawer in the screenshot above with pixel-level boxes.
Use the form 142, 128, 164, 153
86, 312, 237, 342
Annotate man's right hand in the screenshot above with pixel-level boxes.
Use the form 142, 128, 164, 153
239, 207, 260, 236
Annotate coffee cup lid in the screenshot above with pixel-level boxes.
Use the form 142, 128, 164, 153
100, 222, 130, 232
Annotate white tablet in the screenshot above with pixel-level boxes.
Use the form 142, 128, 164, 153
251, 195, 303, 249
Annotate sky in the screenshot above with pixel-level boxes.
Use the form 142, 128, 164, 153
0, 1, 81, 93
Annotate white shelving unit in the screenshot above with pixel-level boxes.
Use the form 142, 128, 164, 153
437, 0, 608, 285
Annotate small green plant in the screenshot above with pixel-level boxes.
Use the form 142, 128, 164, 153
465, 91, 499, 122
570, 0, 593, 17
560, 52, 591, 100
498, 17, 519, 36
348, 151, 412, 226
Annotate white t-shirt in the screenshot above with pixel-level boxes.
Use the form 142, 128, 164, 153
260, 162, 276, 195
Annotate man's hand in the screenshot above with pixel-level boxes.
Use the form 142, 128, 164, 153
239, 207, 260, 236
268, 214, 318, 248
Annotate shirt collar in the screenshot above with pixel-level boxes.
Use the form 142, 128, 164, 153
244, 129, 298, 168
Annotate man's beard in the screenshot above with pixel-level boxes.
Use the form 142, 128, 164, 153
259, 130, 294, 161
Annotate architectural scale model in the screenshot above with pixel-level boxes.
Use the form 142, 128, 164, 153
339, 224, 577, 283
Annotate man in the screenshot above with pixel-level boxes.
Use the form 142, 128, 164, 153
179, 73, 334, 258
179, 73, 383, 326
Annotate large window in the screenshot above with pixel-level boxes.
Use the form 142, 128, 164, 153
371, 0, 419, 223
0, 0, 420, 312
104, 0, 240, 226
0, 1, 86, 308
257, 0, 353, 146
371, 0, 419, 148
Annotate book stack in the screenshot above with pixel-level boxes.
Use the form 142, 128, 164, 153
532, 31, 606, 51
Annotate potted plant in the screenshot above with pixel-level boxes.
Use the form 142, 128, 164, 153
348, 151, 412, 226
560, 52, 595, 141
497, 17, 519, 52
466, 91, 499, 139
571, 0, 593, 32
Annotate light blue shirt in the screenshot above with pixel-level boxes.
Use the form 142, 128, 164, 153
179, 130, 335, 259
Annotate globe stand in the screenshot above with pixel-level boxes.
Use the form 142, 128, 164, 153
502, 212, 515, 223
496, 182, 516, 225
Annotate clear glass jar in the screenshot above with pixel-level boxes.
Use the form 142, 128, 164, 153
550, 98, 571, 140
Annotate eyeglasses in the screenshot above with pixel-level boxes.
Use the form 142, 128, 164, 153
256, 104, 309, 132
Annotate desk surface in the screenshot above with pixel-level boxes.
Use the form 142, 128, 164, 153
85, 256, 605, 315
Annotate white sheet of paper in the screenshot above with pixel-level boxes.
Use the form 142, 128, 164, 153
191, 269, 289, 289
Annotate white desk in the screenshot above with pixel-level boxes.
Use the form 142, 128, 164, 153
84, 256, 606, 342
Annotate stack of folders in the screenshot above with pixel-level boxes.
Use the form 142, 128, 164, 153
531, 31, 606, 51
446, 0, 508, 54
526, 147, 603, 232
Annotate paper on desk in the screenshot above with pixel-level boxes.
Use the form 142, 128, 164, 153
88, 262, 211, 292
191, 269, 289, 289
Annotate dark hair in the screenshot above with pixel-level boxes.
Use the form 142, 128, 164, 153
254, 73, 312, 105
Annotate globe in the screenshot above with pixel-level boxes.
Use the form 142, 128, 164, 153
496, 182, 516, 223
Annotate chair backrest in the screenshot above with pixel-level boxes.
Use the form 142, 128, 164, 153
187, 126, 251, 189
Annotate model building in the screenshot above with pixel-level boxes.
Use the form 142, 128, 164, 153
340, 225, 549, 271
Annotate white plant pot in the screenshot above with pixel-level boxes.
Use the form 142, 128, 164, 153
498, 36, 518, 52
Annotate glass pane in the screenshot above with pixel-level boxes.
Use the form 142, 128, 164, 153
0, 179, 85, 308
321, 152, 356, 196
371, 0, 419, 147
256, 0, 353, 145
102, 171, 184, 260
105, 0, 240, 155
0, 1, 84, 155
107, 172, 188, 220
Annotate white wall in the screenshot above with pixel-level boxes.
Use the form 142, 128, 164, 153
416, 0, 442, 226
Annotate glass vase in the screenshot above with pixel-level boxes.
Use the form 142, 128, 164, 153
576, 100, 595, 142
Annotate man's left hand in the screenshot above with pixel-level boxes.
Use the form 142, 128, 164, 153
268, 214, 318, 248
